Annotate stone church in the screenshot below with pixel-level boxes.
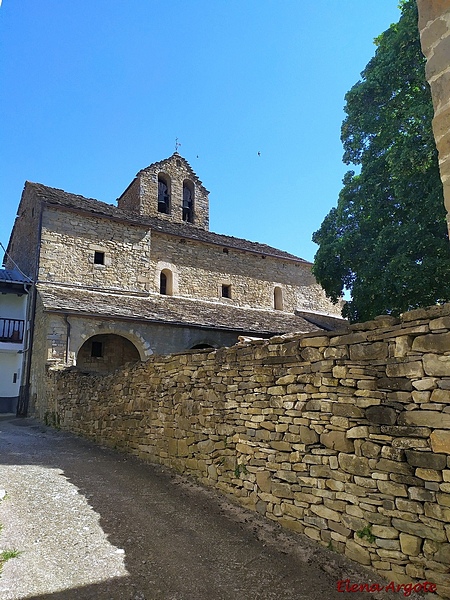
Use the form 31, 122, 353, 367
4, 153, 344, 414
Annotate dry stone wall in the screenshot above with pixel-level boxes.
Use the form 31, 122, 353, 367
43, 302, 450, 598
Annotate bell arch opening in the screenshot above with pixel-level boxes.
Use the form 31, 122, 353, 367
76, 333, 141, 373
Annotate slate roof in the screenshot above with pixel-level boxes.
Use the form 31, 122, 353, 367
37, 284, 323, 336
295, 310, 347, 331
26, 182, 309, 263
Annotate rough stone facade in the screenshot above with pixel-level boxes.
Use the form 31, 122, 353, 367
118, 153, 210, 230
417, 0, 450, 234
4, 153, 344, 414
42, 302, 450, 599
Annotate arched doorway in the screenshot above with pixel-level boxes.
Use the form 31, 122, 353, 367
190, 343, 215, 350
77, 334, 141, 373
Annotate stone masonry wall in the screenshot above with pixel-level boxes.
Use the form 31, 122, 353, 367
150, 232, 334, 313
417, 0, 450, 234
39, 208, 152, 291
5, 184, 41, 279
37, 205, 339, 314
42, 302, 450, 598
118, 154, 210, 230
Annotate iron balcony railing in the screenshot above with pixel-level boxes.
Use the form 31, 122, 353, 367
0, 318, 25, 343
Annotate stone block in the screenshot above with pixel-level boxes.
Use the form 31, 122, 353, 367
386, 361, 424, 378
300, 347, 322, 362
376, 539, 400, 550
409, 487, 436, 502
366, 405, 397, 425
270, 441, 291, 452
399, 533, 422, 556
411, 391, 431, 403
371, 525, 399, 539
424, 502, 450, 522
431, 388, 450, 403
405, 449, 447, 470
378, 377, 413, 391
396, 498, 424, 514
310, 504, 340, 522
412, 332, 450, 353
256, 470, 271, 493
347, 426, 369, 439
349, 342, 388, 361
423, 354, 450, 376
412, 378, 438, 391
377, 481, 408, 497
275, 470, 298, 483
320, 431, 354, 452
392, 518, 447, 542
430, 316, 450, 331
375, 459, 412, 476
271, 482, 294, 499
361, 441, 381, 458
338, 453, 371, 476
304, 527, 321, 541
344, 540, 371, 565
398, 410, 450, 429
331, 402, 364, 418
281, 502, 304, 520
434, 543, 450, 565
437, 492, 450, 507
416, 468, 443, 482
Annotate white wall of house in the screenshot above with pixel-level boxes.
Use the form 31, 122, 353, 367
0, 290, 28, 411
0, 293, 27, 320
0, 351, 22, 397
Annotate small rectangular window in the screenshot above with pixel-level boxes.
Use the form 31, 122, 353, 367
91, 341, 103, 357
94, 251, 105, 265
13, 373, 17, 383
222, 284, 231, 299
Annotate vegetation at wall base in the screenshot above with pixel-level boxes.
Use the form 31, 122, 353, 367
312, 0, 450, 323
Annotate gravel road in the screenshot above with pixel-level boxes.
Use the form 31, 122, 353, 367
0, 416, 412, 600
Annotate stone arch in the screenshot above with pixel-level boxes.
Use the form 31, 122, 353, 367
160, 268, 173, 295
76, 333, 141, 373
189, 339, 218, 350
155, 261, 179, 295
157, 172, 171, 214
274, 286, 283, 310
182, 179, 194, 223
74, 322, 151, 363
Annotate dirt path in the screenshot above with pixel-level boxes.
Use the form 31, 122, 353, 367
0, 416, 406, 600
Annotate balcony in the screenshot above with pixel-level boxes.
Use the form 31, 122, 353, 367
0, 319, 25, 344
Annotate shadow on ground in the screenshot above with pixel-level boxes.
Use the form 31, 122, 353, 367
0, 417, 403, 600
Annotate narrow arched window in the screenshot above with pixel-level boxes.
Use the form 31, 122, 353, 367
158, 174, 170, 214
160, 269, 173, 295
274, 286, 283, 310
182, 180, 194, 223
160, 271, 167, 294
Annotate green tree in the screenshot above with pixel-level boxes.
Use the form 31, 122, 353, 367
312, 0, 450, 323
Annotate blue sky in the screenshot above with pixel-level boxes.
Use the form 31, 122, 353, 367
0, 1, 402, 265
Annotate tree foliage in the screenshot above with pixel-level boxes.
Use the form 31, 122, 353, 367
312, 0, 450, 323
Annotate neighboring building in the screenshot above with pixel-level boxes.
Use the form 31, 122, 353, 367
0, 269, 30, 413
4, 153, 344, 415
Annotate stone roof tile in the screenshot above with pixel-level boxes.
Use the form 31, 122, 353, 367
27, 182, 308, 263
37, 284, 322, 335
